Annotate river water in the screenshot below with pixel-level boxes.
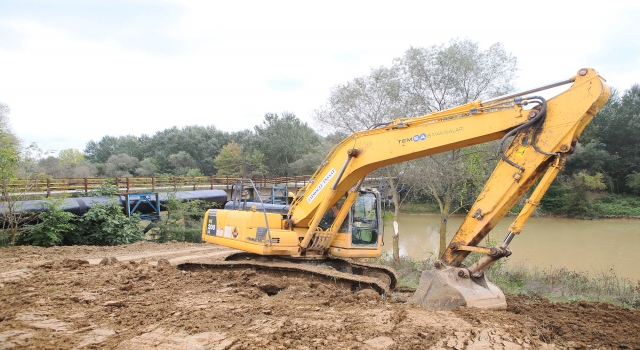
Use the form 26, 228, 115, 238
381, 214, 640, 281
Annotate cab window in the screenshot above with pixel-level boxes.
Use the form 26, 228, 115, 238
351, 193, 378, 246
318, 197, 349, 232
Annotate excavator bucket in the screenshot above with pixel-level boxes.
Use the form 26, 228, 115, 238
409, 267, 506, 309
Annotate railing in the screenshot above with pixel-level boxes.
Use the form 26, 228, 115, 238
6, 175, 313, 198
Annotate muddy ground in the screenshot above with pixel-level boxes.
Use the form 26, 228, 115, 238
1, 242, 638, 349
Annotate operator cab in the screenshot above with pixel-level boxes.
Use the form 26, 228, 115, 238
318, 190, 382, 246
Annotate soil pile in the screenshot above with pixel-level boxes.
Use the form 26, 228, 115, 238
1, 242, 638, 349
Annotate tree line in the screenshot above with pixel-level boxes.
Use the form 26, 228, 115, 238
56, 112, 321, 178
1, 39, 639, 249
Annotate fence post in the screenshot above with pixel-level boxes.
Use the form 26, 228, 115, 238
193, 176, 196, 191
173, 177, 177, 192
84, 178, 88, 195
210, 175, 214, 190
152, 177, 155, 192
226, 176, 229, 190
46, 178, 51, 198
126, 178, 130, 194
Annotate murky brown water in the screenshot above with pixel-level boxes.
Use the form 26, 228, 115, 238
382, 214, 640, 281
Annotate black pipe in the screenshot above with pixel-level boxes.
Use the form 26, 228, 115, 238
0, 190, 228, 226
224, 201, 290, 215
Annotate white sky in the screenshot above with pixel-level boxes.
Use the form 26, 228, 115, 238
1, 0, 639, 154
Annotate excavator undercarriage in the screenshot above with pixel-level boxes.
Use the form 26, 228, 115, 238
178, 252, 398, 295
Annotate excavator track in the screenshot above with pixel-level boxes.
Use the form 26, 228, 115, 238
177, 252, 397, 296
341, 258, 399, 290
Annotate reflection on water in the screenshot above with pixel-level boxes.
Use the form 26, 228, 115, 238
382, 214, 640, 281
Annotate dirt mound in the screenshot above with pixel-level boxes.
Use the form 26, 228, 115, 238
507, 295, 639, 348
1, 243, 638, 349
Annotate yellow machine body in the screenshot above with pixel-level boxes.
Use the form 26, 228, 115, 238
202, 206, 382, 259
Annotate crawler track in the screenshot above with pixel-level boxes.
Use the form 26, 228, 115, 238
177, 252, 399, 296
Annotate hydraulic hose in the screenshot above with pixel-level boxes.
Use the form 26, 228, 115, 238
497, 96, 548, 171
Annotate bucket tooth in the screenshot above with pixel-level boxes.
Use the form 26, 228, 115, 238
409, 267, 506, 309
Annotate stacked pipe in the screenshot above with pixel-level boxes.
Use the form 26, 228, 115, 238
0, 190, 228, 228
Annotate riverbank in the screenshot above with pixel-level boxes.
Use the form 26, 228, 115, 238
397, 194, 640, 219
376, 255, 640, 310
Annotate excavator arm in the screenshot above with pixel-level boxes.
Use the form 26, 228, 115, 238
290, 69, 609, 263
442, 69, 609, 267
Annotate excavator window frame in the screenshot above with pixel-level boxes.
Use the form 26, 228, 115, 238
350, 192, 380, 246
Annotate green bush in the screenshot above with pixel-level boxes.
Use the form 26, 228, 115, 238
539, 180, 568, 214
592, 194, 640, 217
75, 180, 120, 197
21, 198, 76, 247
627, 173, 640, 194
70, 199, 144, 246
492, 264, 639, 309
374, 253, 435, 288
540, 176, 640, 218
147, 196, 214, 243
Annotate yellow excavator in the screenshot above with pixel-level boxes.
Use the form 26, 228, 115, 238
193, 68, 609, 309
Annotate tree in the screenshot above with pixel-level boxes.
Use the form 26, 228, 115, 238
581, 85, 640, 192
84, 134, 148, 166
251, 112, 320, 176
395, 39, 517, 114
68, 161, 97, 178
315, 40, 518, 258
145, 125, 239, 175
0, 108, 52, 245
246, 150, 268, 176
168, 151, 198, 175
214, 141, 244, 176
58, 149, 85, 166
135, 158, 158, 176
36, 155, 97, 178
626, 173, 640, 194
104, 153, 139, 177
83, 125, 250, 176
84, 136, 120, 163
37, 156, 65, 177
394, 39, 517, 257
0, 102, 23, 245
289, 132, 348, 175
564, 172, 607, 218
314, 67, 403, 133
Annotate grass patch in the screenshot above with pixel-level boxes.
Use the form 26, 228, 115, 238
373, 254, 435, 289
492, 265, 640, 309
374, 256, 640, 309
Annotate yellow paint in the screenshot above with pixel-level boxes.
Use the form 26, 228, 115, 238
515, 146, 527, 158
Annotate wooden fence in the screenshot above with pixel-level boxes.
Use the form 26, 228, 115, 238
6, 175, 312, 198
